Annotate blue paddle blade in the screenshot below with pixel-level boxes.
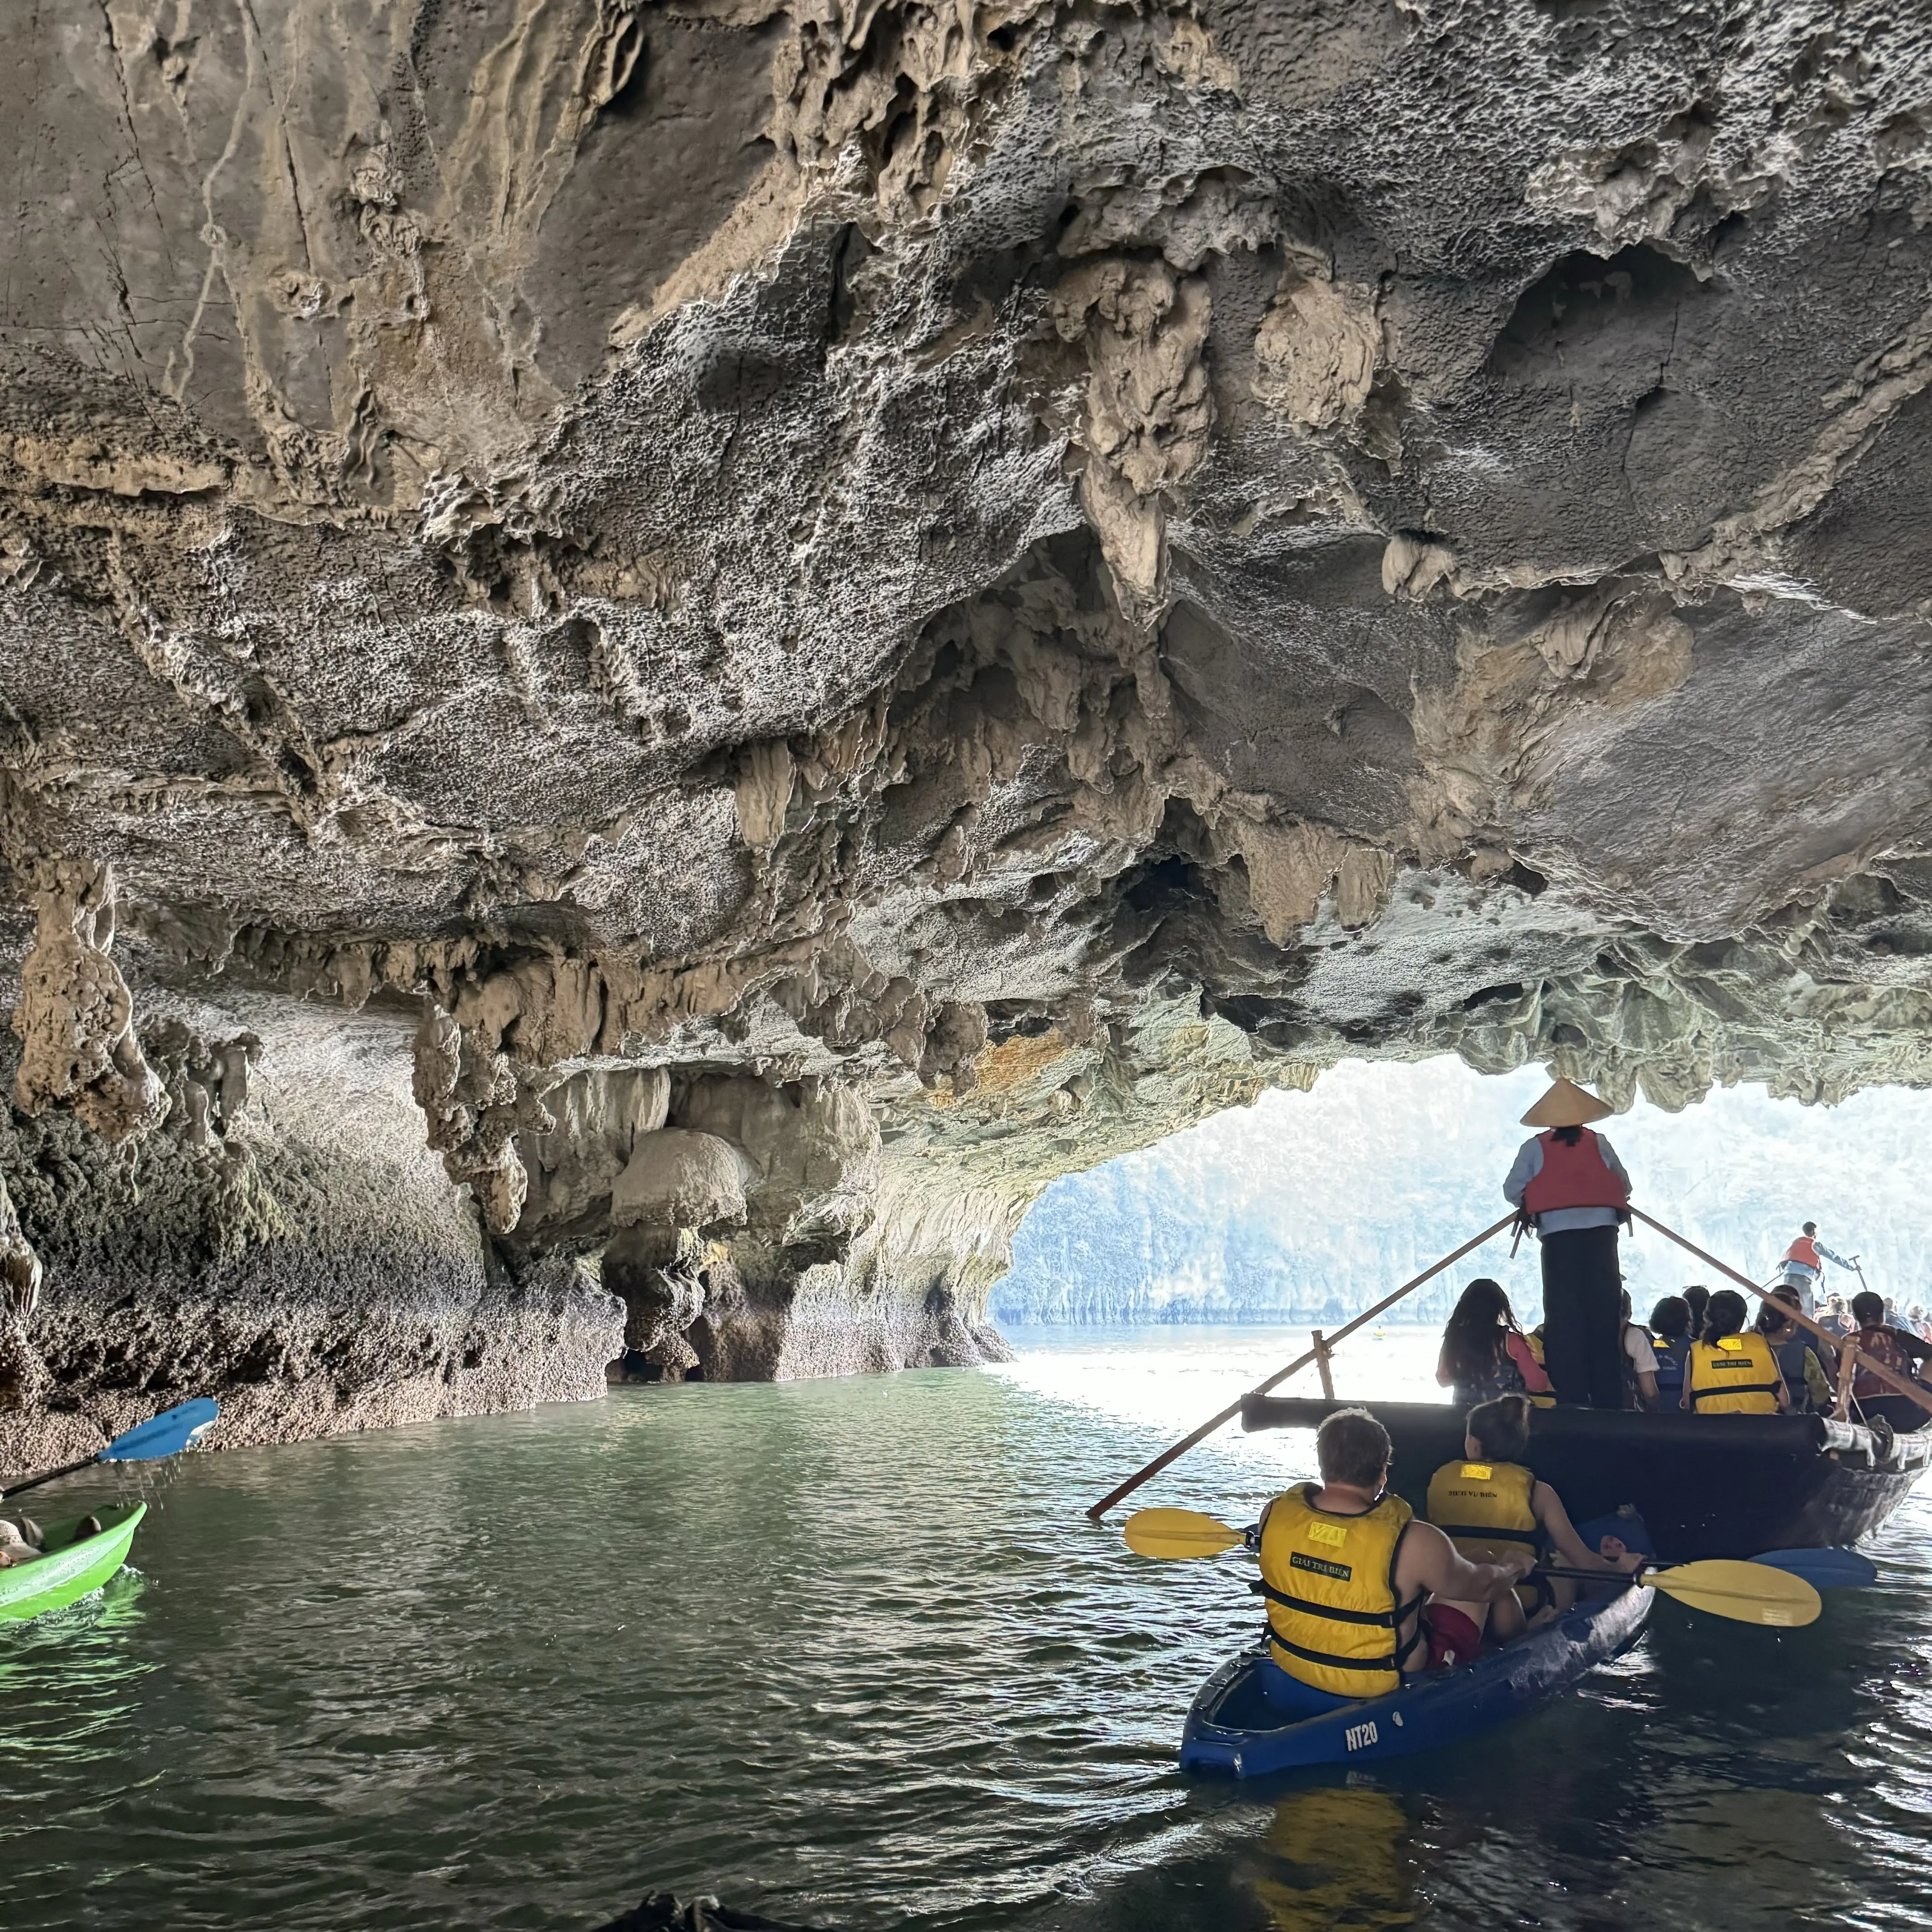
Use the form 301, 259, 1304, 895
1752, 1546, 1878, 1589
99, 1397, 220, 1463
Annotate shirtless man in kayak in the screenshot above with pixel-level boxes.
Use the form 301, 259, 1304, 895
1254, 1408, 1534, 1706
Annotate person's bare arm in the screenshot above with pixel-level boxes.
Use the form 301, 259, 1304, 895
1398, 1519, 1532, 1603
1533, 1482, 1640, 1573
1435, 1342, 1455, 1389
1634, 1368, 1658, 1408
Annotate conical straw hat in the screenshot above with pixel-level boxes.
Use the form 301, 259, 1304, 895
1521, 1077, 1614, 1128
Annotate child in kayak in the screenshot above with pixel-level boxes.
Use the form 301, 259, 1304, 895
1424, 1393, 1642, 1661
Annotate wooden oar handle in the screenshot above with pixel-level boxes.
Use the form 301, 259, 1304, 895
1086, 1212, 1518, 1519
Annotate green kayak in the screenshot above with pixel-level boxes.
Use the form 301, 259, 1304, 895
0, 1504, 147, 1622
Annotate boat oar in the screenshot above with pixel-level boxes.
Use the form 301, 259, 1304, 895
1122, 1507, 1253, 1559
1087, 1214, 1520, 1519
1537, 1560, 1821, 1627
0, 1397, 220, 1501
1751, 1547, 1878, 1589
1125, 1511, 1823, 1626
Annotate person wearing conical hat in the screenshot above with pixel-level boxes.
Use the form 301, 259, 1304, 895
1502, 1078, 1633, 1409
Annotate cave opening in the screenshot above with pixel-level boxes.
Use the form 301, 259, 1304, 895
992, 1057, 1932, 1349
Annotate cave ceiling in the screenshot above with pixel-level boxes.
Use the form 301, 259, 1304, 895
5, 0, 1932, 1233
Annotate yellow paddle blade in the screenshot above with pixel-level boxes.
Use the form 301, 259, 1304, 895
1122, 1507, 1246, 1560
1650, 1559, 1822, 1627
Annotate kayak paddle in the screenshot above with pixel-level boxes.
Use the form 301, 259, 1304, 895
1122, 1507, 1252, 1559
1124, 1510, 1824, 1626
0, 1397, 220, 1500
1751, 1547, 1878, 1590
1538, 1559, 1821, 1627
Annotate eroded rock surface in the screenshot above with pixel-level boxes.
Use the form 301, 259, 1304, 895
5, 0, 1932, 1437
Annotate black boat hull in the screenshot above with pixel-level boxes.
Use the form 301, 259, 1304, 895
1241, 1398, 1931, 1561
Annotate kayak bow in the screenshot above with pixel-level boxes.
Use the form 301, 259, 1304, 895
0, 1505, 147, 1623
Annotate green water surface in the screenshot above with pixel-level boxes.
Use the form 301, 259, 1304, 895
4, 1327, 1931, 1931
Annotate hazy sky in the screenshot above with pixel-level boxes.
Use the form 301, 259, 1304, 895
994, 1058, 1932, 1325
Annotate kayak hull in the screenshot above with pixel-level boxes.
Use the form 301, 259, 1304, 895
0, 1504, 146, 1622
1180, 1582, 1653, 1777
1242, 1398, 1929, 1560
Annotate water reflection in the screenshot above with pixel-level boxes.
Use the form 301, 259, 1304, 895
1248, 1789, 1417, 1931
1, 1329, 1930, 1931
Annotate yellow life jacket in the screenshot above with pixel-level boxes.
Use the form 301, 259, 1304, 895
1687, 1330, 1783, 1414
1255, 1484, 1421, 1697
1424, 1459, 1539, 1566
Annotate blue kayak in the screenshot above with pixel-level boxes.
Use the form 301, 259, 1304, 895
1179, 1582, 1654, 1776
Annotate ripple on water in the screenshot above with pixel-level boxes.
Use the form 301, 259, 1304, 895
3, 1328, 1932, 1930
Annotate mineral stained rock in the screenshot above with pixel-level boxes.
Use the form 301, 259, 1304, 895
5, 0, 1932, 1442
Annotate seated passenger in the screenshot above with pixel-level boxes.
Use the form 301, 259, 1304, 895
1682, 1284, 1711, 1342
1435, 1279, 1553, 1409
1425, 1393, 1638, 1657
1848, 1290, 1932, 1433
1686, 1290, 1789, 1414
1648, 1297, 1693, 1412
1254, 1408, 1532, 1707
0, 1516, 43, 1568
1620, 1291, 1658, 1409
1757, 1287, 1835, 1414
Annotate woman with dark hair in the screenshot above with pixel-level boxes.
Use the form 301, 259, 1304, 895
1423, 1394, 1639, 1660
1682, 1285, 1711, 1342
1686, 1289, 1789, 1414
1503, 1078, 1633, 1408
1757, 1286, 1835, 1414
1435, 1279, 1551, 1409
1648, 1296, 1693, 1412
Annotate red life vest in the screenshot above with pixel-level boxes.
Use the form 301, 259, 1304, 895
1521, 1128, 1629, 1216
1852, 1325, 1918, 1400
1784, 1235, 1821, 1270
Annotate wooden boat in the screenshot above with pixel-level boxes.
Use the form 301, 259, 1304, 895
0, 1504, 147, 1622
1181, 1580, 1653, 1776
1242, 1397, 1930, 1560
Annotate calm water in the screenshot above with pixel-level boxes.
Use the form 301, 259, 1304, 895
5, 1325, 1932, 1931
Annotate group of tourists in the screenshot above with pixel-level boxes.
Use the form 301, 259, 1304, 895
1433, 1275, 1932, 1423
1484, 1076, 1932, 1427
1819, 1294, 1932, 1344
1241, 1070, 1932, 1716
1254, 1398, 1639, 1709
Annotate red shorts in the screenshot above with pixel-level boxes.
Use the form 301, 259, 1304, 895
1425, 1603, 1485, 1670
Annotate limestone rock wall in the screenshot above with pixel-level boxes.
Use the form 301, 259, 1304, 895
5, 0, 1932, 1428
0, 1001, 621, 1469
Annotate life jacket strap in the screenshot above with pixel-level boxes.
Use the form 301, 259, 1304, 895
1433, 1523, 1540, 1545
1249, 1578, 1400, 1628
1263, 1606, 1429, 1678
1689, 1381, 1780, 1406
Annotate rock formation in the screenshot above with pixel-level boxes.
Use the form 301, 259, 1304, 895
4, 0, 1932, 1445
